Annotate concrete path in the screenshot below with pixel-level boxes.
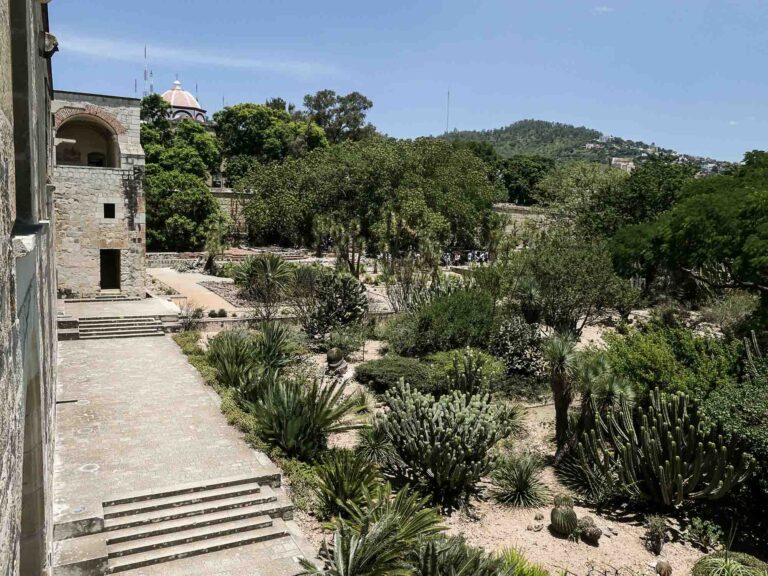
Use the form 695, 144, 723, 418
60, 297, 179, 319
54, 335, 309, 575
147, 268, 237, 312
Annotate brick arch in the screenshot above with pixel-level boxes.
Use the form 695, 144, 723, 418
54, 105, 127, 135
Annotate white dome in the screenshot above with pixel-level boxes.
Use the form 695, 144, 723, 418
161, 80, 203, 111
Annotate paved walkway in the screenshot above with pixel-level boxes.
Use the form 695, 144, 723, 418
54, 335, 309, 575
147, 268, 237, 312
60, 297, 179, 319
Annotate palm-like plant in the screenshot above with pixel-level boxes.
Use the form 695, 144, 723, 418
355, 419, 399, 469
541, 332, 577, 463
253, 321, 298, 374
234, 253, 292, 321
244, 374, 365, 461
314, 450, 382, 520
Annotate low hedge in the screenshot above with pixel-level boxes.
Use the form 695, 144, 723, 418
354, 356, 431, 394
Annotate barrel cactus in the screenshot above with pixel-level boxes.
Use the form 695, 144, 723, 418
550, 505, 578, 536
327, 347, 343, 364
577, 516, 595, 530
577, 389, 754, 507
554, 493, 574, 508
656, 560, 672, 576
581, 525, 602, 545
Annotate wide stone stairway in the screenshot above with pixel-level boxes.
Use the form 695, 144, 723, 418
53, 335, 312, 576
77, 316, 165, 339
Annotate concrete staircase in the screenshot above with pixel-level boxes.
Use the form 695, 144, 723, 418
78, 316, 164, 339
53, 475, 297, 575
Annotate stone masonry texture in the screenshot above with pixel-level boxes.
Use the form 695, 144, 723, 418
1, 1, 58, 574
52, 93, 146, 298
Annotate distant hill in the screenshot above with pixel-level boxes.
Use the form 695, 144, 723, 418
445, 119, 731, 173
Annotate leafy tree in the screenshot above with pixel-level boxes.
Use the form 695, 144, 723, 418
140, 93, 171, 143
213, 103, 327, 162
157, 144, 208, 179
303, 89, 376, 144
144, 168, 220, 251
499, 155, 554, 205
173, 119, 222, 174
523, 227, 626, 334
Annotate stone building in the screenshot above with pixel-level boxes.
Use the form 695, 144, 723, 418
160, 79, 207, 122
0, 0, 59, 574
52, 92, 146, 298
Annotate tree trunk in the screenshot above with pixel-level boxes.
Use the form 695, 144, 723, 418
551, 377, 572, 463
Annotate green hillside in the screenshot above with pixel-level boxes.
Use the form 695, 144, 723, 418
445, 119, 672, 164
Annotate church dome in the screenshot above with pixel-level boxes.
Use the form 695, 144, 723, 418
161, 80, 206, 122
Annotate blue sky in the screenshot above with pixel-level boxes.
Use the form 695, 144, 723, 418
51, 0, 767, 161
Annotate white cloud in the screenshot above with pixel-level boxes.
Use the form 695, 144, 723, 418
593, 5, 614, 14
729, 120, 739, 126
56, 30, 339, 78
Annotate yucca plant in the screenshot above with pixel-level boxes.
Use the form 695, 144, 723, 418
244, 374, 365, 461
491, 453, 549, 508
206, 329, 257, 389
253, 321, 298, 374
234, 253, 292, 321
314, 450, 382, 520
541, 332, 578, 464
498, 547, 551, 576
355, 419, 400, 469
414, 536, 506, 576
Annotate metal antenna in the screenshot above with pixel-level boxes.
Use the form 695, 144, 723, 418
143, 45, 148, 97
446, 90, 451, 133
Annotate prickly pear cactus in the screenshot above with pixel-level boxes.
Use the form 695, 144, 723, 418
550, 505, 578, 536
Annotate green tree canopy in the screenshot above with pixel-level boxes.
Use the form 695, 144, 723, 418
213, 103, 328, 162
303, 89, 376, 144
173, 119, 222, 174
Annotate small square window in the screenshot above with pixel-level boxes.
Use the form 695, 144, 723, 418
103, 203, 116, 219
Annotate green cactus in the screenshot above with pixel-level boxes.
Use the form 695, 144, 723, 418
581, 525, 602, 545
550, 505, 578, 536
553, 493, 574, 508
577, 389, 754, 507
577, 516, 595, 530
383, 384, 507, 510
326, 347, 343, 364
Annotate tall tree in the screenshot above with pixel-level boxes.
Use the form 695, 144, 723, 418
303, 90, 376, 144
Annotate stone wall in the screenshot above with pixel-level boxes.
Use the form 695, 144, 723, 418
52, 93, 146, 298
54, 166, 145, 297
0, 0, 58, 574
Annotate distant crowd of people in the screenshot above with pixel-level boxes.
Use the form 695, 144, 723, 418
440, 250, 489, 266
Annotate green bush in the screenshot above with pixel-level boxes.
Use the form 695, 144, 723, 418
686, 517, 724, 551
252, 321, 298, 375
380, 312, 421, 356
415, 536, 507, 576
383, 384, 507, 510
489, 315, 544, 378
409, 289, 496, 356
491, 453, 549, 508
691, 552, 768, 576
244, 374, 365, 461
426, 347, 505, 396
602, 323, 742, 399
313, 450, 382, 520
173, 331, 203, 356
355, 356, 431, 394
293, 266, 368, 338
206, 329, 257, 389
325, 322, 367, 358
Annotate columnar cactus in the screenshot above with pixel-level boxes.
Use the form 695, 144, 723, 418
383, 383, 506, 510
577, 389, 753, 507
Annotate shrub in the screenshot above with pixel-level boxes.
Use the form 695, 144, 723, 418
355, 356, 431, 394
498, 547, 550, 576
491, 453, 549, 508
489, 315, 544, 378
644, 515, 668, 555
691, 552, 768, 576
206, 329, 257, 389
252, 321, 298, 375
173, 330, 203, 356
602, 323, 742, 399
244, 374, 365, 461
408, 289, 496, 356
383, 384, 507, 510
325, 322, 367, 358
234, 253, 293, 320
555, 452, 622, 509
700, 290, 760, 334
686, 517, 724, 551
426, 348, 505, 396
380, 312, 421, 356
415, 536, 507, 576
292, 266, 368, 338
577, 389, 754, 507
313, 450, 382, 520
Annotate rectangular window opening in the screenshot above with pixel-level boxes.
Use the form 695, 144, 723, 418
103, 203, 116, 219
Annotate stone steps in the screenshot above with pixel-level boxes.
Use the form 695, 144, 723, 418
78, 315, 164, 339
107, 519, 289, 573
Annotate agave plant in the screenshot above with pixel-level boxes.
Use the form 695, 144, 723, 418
244, 374, 365, 461
253, 321, 298, 374
206, 329, 257, 389
355, 419, 400, 470
491, 453, 549, 508
313, 450, 382, 520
